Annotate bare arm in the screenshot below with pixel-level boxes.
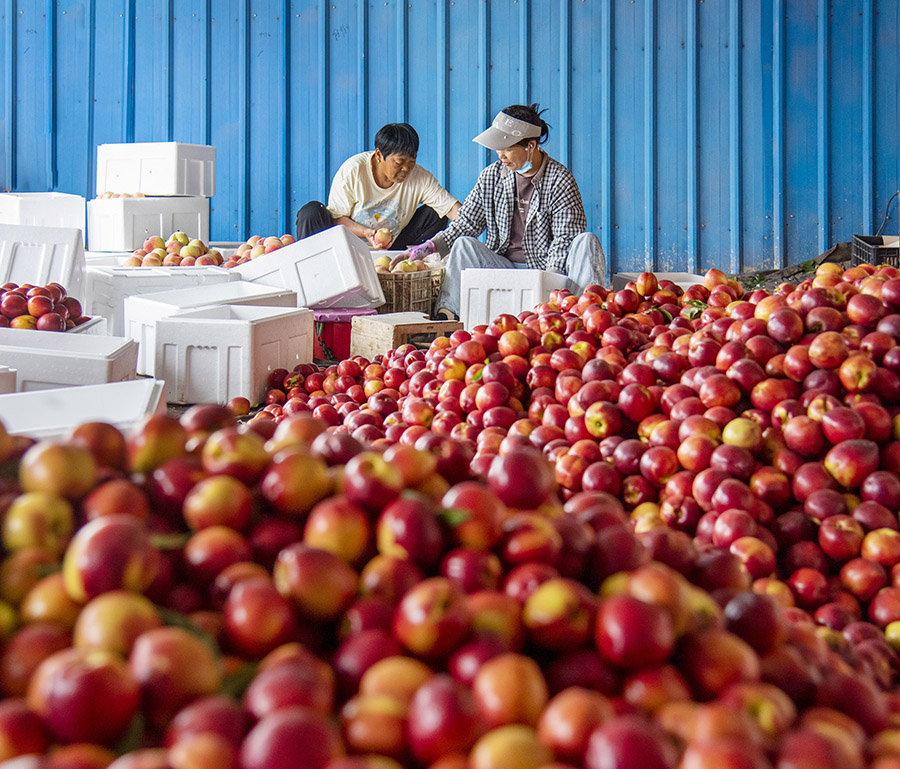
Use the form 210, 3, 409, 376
332, 215, 390, 249
446, 201, 462, 221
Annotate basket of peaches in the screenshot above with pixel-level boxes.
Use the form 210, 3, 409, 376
125, 233, 225, 268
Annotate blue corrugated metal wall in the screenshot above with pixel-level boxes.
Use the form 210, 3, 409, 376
2, 0, 899, 275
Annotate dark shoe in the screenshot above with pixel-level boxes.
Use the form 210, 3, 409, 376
433, 307, 458, 321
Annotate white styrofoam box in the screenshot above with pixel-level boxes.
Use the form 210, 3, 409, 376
0, 379, 165, 439
0, 224, 86, 302
96, 142, 216, 198
125, 281, 298, 376
155, 305, 314, 405
68, 316, 108, 335
87, 249, 233, 266
459, 268, 569, 329
85, 251, 134, 266
209, 242, 241, 260
0, 193, 86, 233
87, 195, 209, 252
0, 366, 15, 395
234, 225, 385, 310
0, 328, 137, 392
612, 272, 705, 291
85, 264, 238, 336
0, 316, 104, 337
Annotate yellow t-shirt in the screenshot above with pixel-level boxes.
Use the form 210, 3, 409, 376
327, 151, 458, 238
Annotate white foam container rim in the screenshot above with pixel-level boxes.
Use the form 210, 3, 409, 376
0, 379, 165, 439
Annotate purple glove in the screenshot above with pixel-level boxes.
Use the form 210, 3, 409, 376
408, 239, 436, 260
389, 239, 436, 269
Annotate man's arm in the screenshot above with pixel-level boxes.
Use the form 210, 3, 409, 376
446, 201, 462, 221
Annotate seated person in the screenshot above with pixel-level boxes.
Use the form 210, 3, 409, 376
296, 122, 461, 250
395, 104, 605, 320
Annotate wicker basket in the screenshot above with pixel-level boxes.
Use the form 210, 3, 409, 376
376, 268, 443, 315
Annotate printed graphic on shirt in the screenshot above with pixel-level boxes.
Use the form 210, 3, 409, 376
352, 201, 408, 234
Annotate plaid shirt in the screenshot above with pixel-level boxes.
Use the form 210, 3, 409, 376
432, 155, 587, 273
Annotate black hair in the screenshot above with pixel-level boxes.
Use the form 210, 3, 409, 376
502, 103, 550, 146
374, 123, 419, 158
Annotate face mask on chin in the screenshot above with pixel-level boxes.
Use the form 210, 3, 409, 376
514, 146, 536, 176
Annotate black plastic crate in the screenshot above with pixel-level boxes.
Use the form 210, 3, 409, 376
852, 234, 900, 267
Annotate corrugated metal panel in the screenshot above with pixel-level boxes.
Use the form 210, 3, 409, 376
2, 0, 899, 275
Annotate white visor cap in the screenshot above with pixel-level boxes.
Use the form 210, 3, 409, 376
472, 111, 542, 151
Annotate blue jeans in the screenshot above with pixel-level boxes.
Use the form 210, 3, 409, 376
434, 233, 606, 316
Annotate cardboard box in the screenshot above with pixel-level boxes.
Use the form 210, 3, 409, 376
125, 281, 298, 376
85, 264, 238, 336
0, 224, 86, 302
234, 225, 385, 309
155, 305, 314, 405
86, 196, 209, 252
459, 268, 569, 329
96, 142, 216, 197
0, 379, 165, 439
0, 328, 138, 391
349, 312, 462, 361
612, 272, 705, 291
0, 193, 86, 233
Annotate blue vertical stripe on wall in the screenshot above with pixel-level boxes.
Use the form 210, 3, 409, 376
783, 1, 818, 264
773, 0, 785, 268
599, 1, 613, 272
729, 0, 741, 276
874, 0, 900, 238
816, 0, 828, 254
2, 1, 900, 272
643, 0, 655, 272
686, 0, 699, 275
2, 0, 13, 191
47, 0, 58, 188
740, 0, 774, 271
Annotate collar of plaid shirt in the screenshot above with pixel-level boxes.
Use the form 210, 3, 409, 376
434, 154, 586, 273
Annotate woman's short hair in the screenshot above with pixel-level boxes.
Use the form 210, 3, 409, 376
502, 104, 550, 146
374, 123, 420, 158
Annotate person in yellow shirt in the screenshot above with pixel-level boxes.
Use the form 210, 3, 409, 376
295, 123, 461, 249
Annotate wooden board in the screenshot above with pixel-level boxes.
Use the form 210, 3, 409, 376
349, 312, 463, 360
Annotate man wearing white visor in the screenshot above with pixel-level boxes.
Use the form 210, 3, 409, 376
395, 103, 605, 320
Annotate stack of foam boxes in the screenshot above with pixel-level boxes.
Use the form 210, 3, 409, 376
120, 225, 390, 405
87, 141, 214, 255
81, 143, 239, 337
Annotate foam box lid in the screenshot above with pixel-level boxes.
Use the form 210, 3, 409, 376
234, 225, 385, 309
313, 307, 379, 322
159, 304, 311, 325
0, 326, 135, 356
126, 281, 298, 313
0, 379, 165, 439
0, 223, 86, 300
